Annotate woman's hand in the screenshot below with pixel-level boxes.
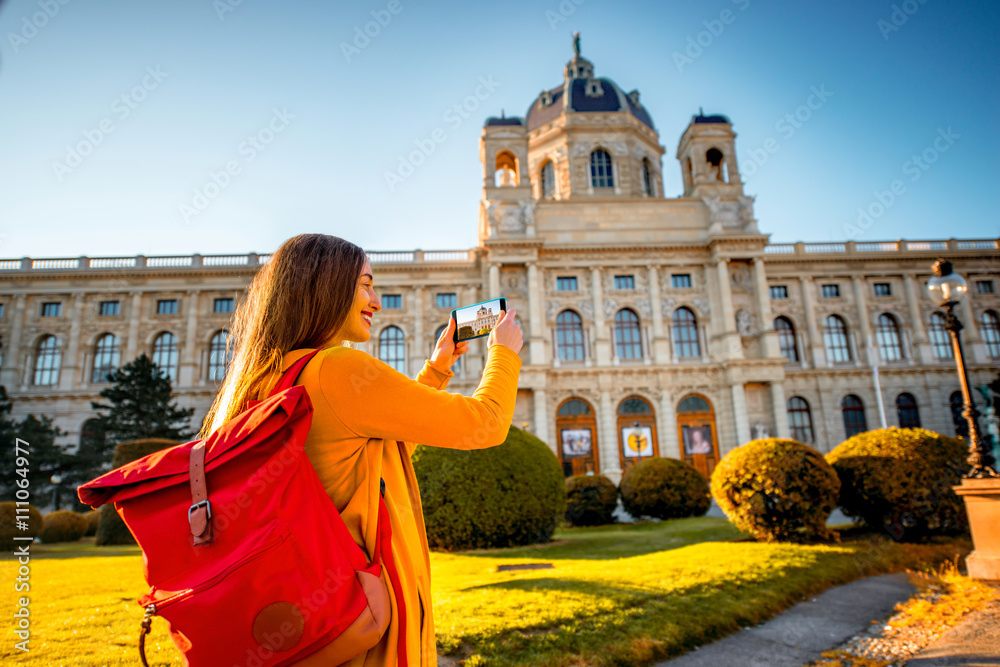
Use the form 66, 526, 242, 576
488, 308, 522, 354
429, 316, 469, 373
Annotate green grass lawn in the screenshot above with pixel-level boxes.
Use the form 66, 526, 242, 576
0, 518, 970, 666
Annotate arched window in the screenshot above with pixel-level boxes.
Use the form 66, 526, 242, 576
33, 335, 61, 386
823, 315, 852, 363
91, 334, 120, 383
706, 147, 726, 182
774, 316, 799, 362
208, 330, 231, 382
379, 326, 406, 374
875, 313, 903, 362
540, 160, 555, 199
672, 307, 700, 358
151, 332, 179, 382
641, 158, 654, 196
896, 393, 920, 428
558, 399, 592, 416
614, 308, 642, 360
842, 394, 867, 438
433, 324, 460, 373
787, 396, 814, 443
981, 310, 1000, 359
950, 391, 968, 438
590, 149, 614, 188
494, 151, 517, 187
929, 312, 953, 359
556, 310, 585, 362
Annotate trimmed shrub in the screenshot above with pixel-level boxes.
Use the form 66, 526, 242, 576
413, 426, 566, 551
84, 509, 101, 537
826, 427, 968, 541
39, 510, 89, 544
619, 458, 711, 520
95, 438, 180, 546
0, 502, 43, 550
711, 438, 840, 543
565, 475, 618, 526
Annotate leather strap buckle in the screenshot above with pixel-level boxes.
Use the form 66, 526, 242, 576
188, 500, 212, 521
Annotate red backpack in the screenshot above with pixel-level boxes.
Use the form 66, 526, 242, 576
77, 350, 407, 666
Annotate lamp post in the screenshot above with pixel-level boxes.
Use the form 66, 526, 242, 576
50, 473, 63, 511
927, 259, 1000, 581
926, 260, 998, 478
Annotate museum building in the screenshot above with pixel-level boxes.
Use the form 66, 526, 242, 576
2, 43, 998, 485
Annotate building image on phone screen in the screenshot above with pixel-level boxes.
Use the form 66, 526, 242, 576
456, 302, 501, 341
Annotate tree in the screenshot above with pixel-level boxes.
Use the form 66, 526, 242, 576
90, 353, 195, 446
0, 385, 72, 508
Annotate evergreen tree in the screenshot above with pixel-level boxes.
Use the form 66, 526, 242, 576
90, 353, 195, 445
0, 385, 72, 506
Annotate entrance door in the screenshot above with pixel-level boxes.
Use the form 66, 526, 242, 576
677, 394, 718, 478
617, 395, 658, 473
556, 398, 599, 477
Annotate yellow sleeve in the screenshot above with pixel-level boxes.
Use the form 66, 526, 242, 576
318, 344, 521, 451
415, 359, 453, 391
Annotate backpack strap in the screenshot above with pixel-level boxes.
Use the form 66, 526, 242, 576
268, 349, 324, 398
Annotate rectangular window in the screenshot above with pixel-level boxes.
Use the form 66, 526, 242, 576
873, 283, 892, 297
383, 294, 402, 309
157, 299, 178, 315
0, 303, 5, 318
614, 275, 635, 290
671, 274, 692, 289
769, 285, 788, 300
41, 302, 62, 317
821, 284, 840, 298
556, 277, 578, 291
99, 301, 120, 316
436, 293, 457, 309
976, 280, 995, 294
214, 298, 234, 314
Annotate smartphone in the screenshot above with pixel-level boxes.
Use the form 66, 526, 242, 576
451, 298, 507, 343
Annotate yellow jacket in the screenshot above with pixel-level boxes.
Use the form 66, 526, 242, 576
254, 342, 522, 666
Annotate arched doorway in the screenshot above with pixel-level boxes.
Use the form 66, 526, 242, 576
617, 395, 658, 472
677, 394, 718, 478
556, 397, 599, 478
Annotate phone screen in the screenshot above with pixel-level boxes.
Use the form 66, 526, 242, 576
452, 298, 505, 342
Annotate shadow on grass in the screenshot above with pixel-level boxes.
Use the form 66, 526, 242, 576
1, 536, 141, 560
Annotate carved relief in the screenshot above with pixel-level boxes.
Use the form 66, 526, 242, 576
692, 297, 711, 316
736, 308, 756, 337
577, 299, 594, 319
636, 298, 652, 318
702, 195, 743, 229
603, 298, 619, 318
661, 296, 676, 315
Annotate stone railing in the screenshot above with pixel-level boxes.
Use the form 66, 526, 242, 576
763, 238, 998, 256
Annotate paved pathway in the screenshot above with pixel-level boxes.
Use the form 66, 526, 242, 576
653, 573, 917, 667
905, 596, 1000, 666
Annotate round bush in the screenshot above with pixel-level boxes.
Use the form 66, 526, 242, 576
95, 438, 180, 546
0, 502, 43, 550
84, 509, 101, 537
711, 438, 840, 543
620, 458, 711, 520
565, 475, 618, 526
826, 427, 968, 541
40, 510, 89, 544
413, 426, 566, 551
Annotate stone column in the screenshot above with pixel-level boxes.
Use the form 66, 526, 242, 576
959, 292, 986, 363
179, 290, 201, 387
903, 273, 933, 364
533, 388, 551, 452
124, 291, 143, 362
658, 391, 680, 458
770, 382, 790, 438
592, 267, 611, 365
527, 262, 547, 366
489, 264, 501, 300
753, 257, 780, 358
731, 383, 751, 447
412, 285, 424, 377
0, 294, 26, 388
851, 276, 873, 365
800, 277, 825, 367
59, 293, 85, 391
599, 389, 622, 483
647, 265, 671, 363
715, 258, 742, 360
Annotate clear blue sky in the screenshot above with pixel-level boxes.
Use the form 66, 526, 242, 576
0, 0, 997, 259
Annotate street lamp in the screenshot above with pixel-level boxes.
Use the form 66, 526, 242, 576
50, 473, 63, 511
926, 259, 998, 478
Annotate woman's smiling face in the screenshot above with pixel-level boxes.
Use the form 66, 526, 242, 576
328, 257, 380, 346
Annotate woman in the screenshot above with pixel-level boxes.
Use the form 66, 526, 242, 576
199, 234, 523, 666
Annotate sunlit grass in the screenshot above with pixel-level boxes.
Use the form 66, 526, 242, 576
0, 519, 969, 666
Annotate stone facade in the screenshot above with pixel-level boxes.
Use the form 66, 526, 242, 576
2, 46, 998, 486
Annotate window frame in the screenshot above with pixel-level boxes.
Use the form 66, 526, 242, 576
613, 275, 635, 290
382, 294, 402, 309
671, 274, 692, 289
556, 277, 578, 292
821, 284, 841, 299
769, 285, 788, 300
157, 299, 178, 315
435, 293, 457, 309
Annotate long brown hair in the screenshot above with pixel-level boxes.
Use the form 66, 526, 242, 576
198, 234, 366, 439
